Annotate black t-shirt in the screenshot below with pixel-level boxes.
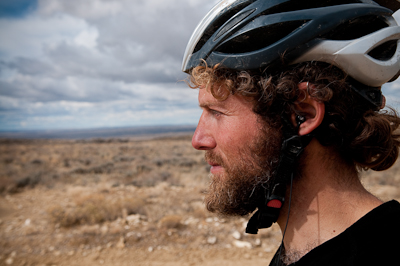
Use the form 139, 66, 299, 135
269, 200, 400, 266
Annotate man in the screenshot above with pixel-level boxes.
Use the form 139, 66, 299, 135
182, 0, 400, 265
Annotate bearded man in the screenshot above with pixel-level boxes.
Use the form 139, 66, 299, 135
182, 0, 400, 265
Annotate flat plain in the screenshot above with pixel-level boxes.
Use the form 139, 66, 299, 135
1, 135, 399, 266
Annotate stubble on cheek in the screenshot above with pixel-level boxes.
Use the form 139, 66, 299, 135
202, 122, 282, 217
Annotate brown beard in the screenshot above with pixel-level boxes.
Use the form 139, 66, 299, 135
204, 123, 282, 216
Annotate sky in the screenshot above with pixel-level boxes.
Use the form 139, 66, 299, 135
0, 0, 399, 131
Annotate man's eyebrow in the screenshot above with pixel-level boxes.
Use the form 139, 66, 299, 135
199, 101, 225, 109
199, 103, 227, 111
199, 102, 213, 109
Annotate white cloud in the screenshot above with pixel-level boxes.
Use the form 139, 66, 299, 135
0, 77, 200, 130
1, 94, 201, 130
38, 0, 123, 19
74, 27, 99, 49
0, 14, 92, 59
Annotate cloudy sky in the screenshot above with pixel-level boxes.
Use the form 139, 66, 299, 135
0, 0, 399, 131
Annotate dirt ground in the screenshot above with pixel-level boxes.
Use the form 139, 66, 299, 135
0, 135, 399, 266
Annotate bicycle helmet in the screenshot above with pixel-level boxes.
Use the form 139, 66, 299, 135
182, 0, 400, 91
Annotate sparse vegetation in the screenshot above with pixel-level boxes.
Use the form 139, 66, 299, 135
158, 215, 185, 229
0, 135, 399, 266
47, 191, 150, 227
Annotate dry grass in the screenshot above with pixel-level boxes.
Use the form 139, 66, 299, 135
47, 191, 149, 227
158, 215, 185, 229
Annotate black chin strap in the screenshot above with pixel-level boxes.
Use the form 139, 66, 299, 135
246, 117, 312, 234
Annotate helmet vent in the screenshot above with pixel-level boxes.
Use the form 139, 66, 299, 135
322, 15, 389, 40
257, 0, 365, 16
193, 0, 257, 54
214, 8, 256, 41
368, 40, 397, 61
216, 20, 309, 54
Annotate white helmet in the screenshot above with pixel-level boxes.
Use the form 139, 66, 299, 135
182, 0, 400, 89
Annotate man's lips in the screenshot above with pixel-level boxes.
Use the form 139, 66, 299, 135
207, 161, 219, 167
207, 161, 223, 174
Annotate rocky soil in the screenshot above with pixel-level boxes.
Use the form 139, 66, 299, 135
0, 135, 399, 266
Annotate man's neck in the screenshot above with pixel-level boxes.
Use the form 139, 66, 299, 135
276, 139, 382, 264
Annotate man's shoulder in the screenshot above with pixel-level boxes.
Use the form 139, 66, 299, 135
268, 200, 400, 266
347, 200, 400, 265
350, 200, 400, 239
353, 200, 400, 231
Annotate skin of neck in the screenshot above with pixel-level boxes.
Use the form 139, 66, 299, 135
276, 138, 383, 261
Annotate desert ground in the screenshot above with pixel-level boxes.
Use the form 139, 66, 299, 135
1, 134, 399, 266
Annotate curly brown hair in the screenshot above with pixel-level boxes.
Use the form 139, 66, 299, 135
188, 61, 400, 171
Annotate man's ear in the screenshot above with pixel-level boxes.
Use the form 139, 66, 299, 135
291, 82, 325, 136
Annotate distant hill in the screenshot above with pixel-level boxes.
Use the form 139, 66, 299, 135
0, 125, 196, 139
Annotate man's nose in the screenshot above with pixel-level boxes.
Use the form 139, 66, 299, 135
192, 114, 216, 150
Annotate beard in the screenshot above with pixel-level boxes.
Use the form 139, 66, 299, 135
204, 123, 282, 216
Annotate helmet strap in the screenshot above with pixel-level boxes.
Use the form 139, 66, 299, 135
348, 78, 383, 111
246, 116, 312, 234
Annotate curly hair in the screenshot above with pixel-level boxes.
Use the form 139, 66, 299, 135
188, 61, 400, 171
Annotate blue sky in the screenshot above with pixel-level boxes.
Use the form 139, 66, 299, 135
0, 0, 37, 18
0, 0, 399, 131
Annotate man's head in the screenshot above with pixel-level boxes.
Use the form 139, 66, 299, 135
183, 0, 400, 219
189, 61, 400, 218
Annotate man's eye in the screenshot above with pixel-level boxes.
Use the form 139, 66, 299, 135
210, 109, 223, 117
